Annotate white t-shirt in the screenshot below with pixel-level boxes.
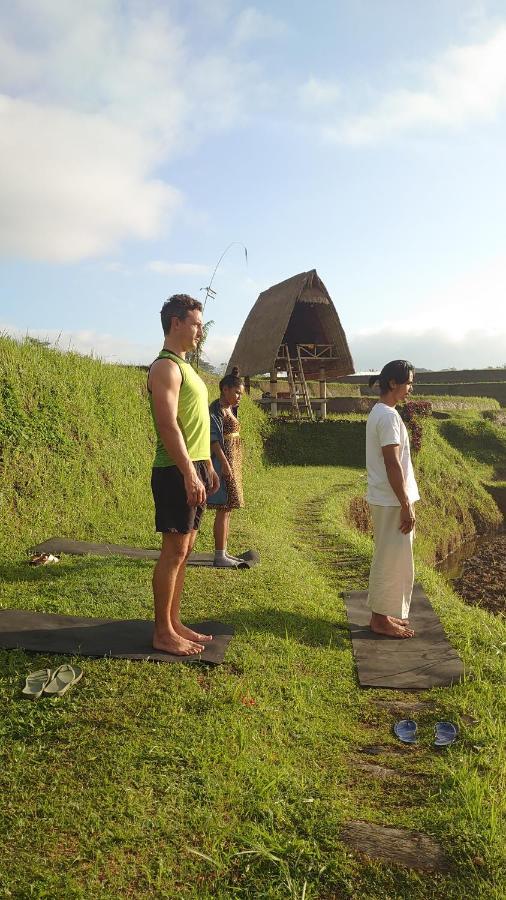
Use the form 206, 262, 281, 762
366, 402, 420, 506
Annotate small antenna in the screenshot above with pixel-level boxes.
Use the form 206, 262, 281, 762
200, 241, 248, 311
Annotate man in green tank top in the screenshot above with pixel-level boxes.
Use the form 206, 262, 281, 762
148, 294, 219, 656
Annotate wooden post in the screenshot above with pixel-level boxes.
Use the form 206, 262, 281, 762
319, 367, 327, 420
244, 375, 250, 395
270, 369, 278, 416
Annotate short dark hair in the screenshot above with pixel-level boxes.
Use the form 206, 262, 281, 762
369, 360, 414, 393
160, 294, 202, 334
219, 366, 243, 392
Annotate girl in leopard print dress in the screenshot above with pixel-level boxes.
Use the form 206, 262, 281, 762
208, 368, 245, 567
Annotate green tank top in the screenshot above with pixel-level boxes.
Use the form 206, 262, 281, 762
149, 350, 210, 467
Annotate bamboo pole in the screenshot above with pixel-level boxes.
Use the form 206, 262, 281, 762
270, 370, 278, 416
319, 367, 327, 420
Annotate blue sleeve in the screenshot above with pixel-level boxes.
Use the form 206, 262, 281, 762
210, 409, 223, 446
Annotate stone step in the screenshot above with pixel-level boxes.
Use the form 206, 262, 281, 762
371, 699, 435, 714
341, 821, 451, 873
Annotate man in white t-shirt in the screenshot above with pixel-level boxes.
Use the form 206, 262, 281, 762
365, 360, 420, 638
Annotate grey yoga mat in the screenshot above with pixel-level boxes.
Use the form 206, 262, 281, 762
342, 583, 464, 690
31, 539, 260, 568
0, 610, 234, 665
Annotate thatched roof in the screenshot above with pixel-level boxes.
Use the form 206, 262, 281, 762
227, 269, 354, 379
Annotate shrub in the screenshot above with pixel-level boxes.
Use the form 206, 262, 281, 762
398, 400, 432, 452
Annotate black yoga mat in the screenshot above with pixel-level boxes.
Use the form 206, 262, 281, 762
0, 610, 233, 665
31, 539, 260, 569
342, 583, 464, 689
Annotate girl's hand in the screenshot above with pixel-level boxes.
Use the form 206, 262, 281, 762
207, 467, 220, 496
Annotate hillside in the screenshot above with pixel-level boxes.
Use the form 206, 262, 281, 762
0, 336, 501, 563
0, 335, 505, 899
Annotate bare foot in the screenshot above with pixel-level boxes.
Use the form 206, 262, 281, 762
172, 621, 213, 643
153, 632, 204, 655
390, 616, 410, 626
369, 614, 415, 639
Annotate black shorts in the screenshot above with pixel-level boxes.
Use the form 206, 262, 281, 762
151, 461, 211, 534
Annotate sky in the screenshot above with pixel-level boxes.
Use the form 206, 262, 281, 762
1, 0, 506, 372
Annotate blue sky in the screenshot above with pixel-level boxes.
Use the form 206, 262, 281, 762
1, 0, 506, 371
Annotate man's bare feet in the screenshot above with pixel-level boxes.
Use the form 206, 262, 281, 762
390, 616, 410, 626
369, 613, 415, 638
153, 632, 204, 655
172, 621, 213, 643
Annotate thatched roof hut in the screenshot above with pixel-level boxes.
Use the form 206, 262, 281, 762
227, 269, 354, 379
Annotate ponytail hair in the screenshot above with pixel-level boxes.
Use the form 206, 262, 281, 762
369, 360, 414, 393
219, 366, 243, 392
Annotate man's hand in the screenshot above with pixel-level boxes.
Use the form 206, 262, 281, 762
399, 503, 415, 534
184, 466, 206, 507
222, 461, 233, 482
207, 467, 220, 496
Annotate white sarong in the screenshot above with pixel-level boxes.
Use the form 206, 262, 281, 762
367, 504, 414, 620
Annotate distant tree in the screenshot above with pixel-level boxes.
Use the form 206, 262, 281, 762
25, 336, 52, 350
198, 359, 217, 375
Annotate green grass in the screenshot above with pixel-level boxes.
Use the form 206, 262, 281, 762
438, 418, 506, 481
414, 395, 501, 413
1, 336, 505, 898
358, 391, 501, 412
410, 383, 506, 407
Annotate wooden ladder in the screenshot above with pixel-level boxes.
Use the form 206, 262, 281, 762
278, 345, 314, 420
279, 345, 301, 418
295, 345, 314, 420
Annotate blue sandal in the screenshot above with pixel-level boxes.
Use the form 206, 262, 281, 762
393, 719, 417, 744
434, 721, 458, 747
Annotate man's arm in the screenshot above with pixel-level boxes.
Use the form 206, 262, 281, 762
150, 359, 206, 507
382, 444, 415, 534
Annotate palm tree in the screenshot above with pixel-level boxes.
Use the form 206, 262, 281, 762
187, 319, 214, 371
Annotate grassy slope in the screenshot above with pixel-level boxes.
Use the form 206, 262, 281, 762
416, 396, 500, 412
438, 418, 506, 482
410, 383, 506, 407
0, 337, 505, 899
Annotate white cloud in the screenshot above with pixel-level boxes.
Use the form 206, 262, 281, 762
0, 95, 181, 262
350, 326, 506, 371
0, 3, 188, 148
0, 4, 186, 262
327, 25, 506, 145
4, 316, 502, 374
349, 253, 506, 369
368, 254, 506, 340
1, 322, 159, 366
104, 261, 130, 274
203, 332, 238, 368
232, 7, 286, 45
0, 3, 268, 262
2, 320, 239, 370
299, 76, 341, 108
147, 261, 211, 276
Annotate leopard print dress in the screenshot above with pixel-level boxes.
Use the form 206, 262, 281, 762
213, 408, 244, 511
